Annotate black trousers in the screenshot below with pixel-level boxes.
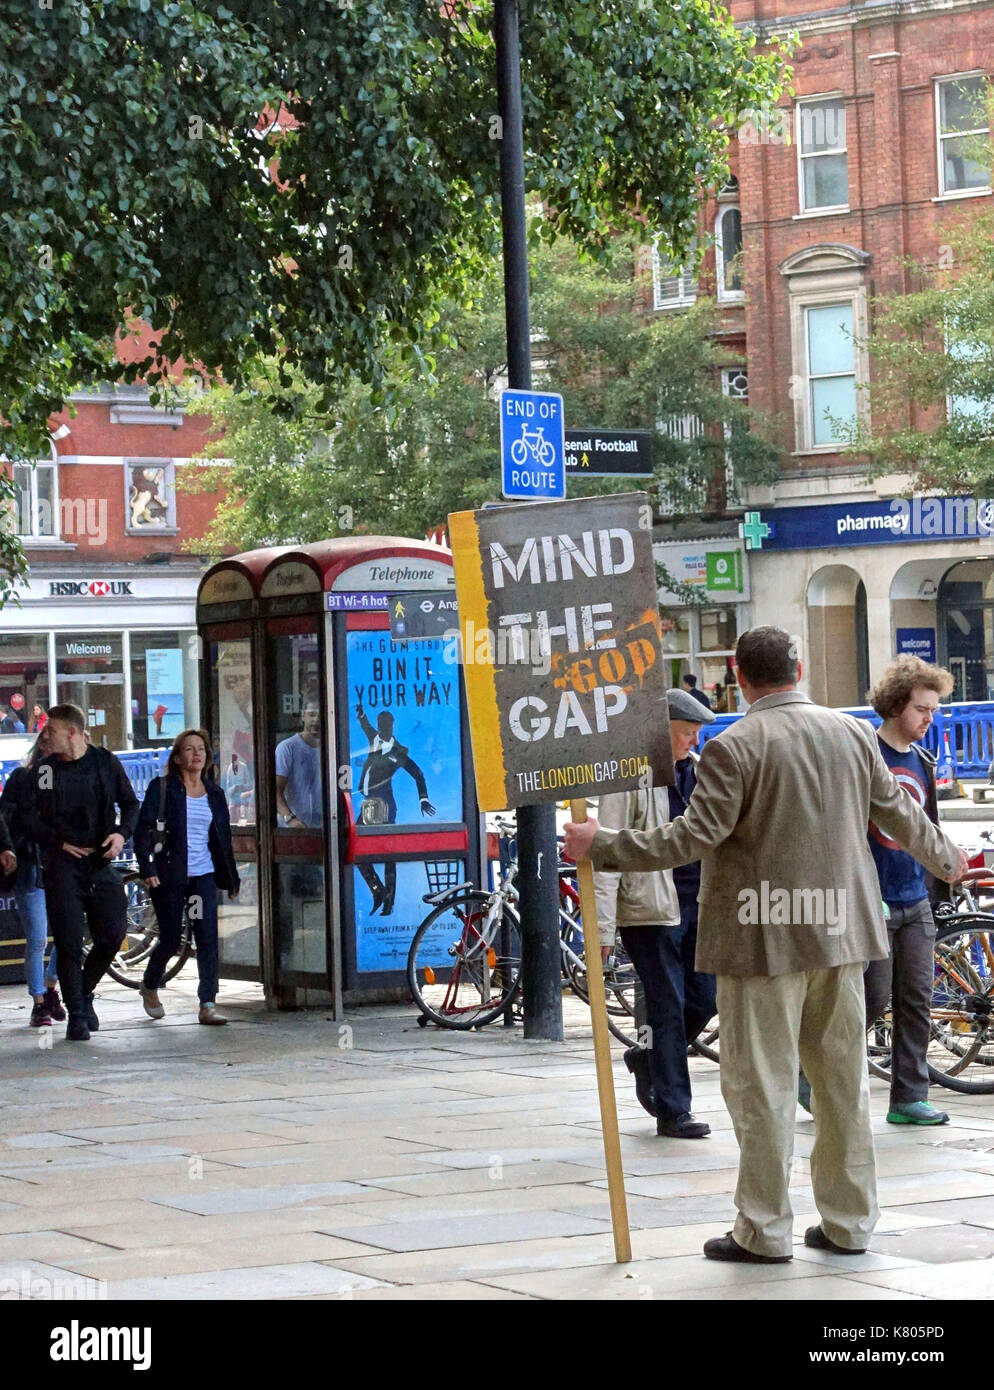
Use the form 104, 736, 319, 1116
620, 914, 717, 1121
43, 855, 128, 1016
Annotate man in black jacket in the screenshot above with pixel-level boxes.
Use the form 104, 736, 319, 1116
681, 674, 714, 713
24, 702, 139, 1041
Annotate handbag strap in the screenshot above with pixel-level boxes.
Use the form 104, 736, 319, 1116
153, 773, 169, 852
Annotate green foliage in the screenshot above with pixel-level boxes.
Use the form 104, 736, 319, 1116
182, 238, 781, 553
0, 0, 789, 466
846, 209, 994, 492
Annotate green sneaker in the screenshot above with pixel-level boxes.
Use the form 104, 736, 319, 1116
887, 1101, 949, 1126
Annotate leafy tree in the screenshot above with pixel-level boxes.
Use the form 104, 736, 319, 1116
0, 0, 789, 470
182, 237, 781, 569
845, 79, 994, 491
846, 209, 994, 493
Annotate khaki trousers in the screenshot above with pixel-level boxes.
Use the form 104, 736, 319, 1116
717, 962, 878, 1258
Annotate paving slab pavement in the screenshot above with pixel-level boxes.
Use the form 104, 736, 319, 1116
3, 970, 994, 1302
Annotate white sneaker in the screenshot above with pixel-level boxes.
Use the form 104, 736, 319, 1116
139, 986, 165, 1020
198, 1003, 228, 1026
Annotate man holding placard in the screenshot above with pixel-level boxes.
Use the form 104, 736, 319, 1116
565, 626, 967, 1264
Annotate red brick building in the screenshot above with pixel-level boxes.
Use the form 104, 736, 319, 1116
654, 0, 994, 707
1, 372, 224, 753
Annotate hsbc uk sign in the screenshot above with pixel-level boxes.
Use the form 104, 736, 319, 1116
48, 580, 134, 598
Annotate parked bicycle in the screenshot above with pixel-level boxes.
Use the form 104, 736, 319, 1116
407, 819, 638, 1041
691, 857, 994, 1092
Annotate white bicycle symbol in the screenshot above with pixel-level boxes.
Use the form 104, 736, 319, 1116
510, 424, 556, 468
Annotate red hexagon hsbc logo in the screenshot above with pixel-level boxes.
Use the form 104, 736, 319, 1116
89, 580, 110, 596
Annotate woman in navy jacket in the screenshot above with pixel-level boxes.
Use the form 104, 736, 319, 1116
134, 728, 239, 1025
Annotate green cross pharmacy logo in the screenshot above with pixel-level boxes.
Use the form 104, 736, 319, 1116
739, 511, 771, 550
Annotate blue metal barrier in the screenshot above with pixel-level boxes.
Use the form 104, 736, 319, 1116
698, 703, 994, 779
0, 747, 169, 795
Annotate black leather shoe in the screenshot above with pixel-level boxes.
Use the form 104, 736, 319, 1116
704, 1232, 791, 1263
804, 1224, 866, 1255
66, 1015, 91, 1042
81, 993, 99, 1031
656, 1111, 711, 1139
623, 1046, 657, 1117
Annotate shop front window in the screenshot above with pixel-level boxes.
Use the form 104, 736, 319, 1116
211, 640, 255, 826
56, 632, 124, 750
0, 633, 50, 745
130, 631, 200, 748
659, 608, 691, 689
700, 607, 738, 652
939, 558, 994, 701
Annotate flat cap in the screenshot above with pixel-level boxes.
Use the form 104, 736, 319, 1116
667, 686, 716, 724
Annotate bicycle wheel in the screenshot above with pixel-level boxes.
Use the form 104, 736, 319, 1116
690, 1018, 720, 1063
866, 1012, 893, 1083
407, 892, 521, 1029
103, 877, 193, 988
926, 917, 994, 1093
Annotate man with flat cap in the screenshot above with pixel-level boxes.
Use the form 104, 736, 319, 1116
594, 686, 717, 1139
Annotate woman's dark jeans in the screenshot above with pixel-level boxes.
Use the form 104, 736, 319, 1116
144, 873, 219, 1004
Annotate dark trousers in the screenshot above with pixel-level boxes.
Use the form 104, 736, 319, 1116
145, 873, 219, 1004
620, 915, 717, 1120
864, 898, 936, 1105
44, 854, 128, 1016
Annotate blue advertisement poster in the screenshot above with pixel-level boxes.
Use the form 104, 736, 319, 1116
353, 859, 467, 973
345, 632, 463, 825
146, 647, 186, 740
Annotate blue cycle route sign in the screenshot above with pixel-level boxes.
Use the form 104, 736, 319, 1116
500, 389, 565, 501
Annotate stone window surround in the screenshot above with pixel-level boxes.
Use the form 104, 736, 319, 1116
124, 458, 179, 536
779, 244, 871, 456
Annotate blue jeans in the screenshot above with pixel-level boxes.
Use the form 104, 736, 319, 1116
15, 864, 57, 998
620, 914, 717, 1121
144, 874, 219, 1004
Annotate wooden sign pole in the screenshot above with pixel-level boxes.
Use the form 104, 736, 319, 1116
569, 796, 632, 1264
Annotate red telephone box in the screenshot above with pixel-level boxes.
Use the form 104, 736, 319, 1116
196, 538, 484, 1012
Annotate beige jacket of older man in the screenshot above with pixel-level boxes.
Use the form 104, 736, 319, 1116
590, 691, 960, 978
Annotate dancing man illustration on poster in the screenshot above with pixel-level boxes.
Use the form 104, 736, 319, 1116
355, 703, 436, 915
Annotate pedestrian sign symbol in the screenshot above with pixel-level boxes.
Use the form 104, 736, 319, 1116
500, 390, 565, 500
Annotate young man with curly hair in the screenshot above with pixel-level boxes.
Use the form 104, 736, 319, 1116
864, 654, 956, 1126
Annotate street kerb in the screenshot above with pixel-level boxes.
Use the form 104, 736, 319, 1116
447, 491, 675, 1264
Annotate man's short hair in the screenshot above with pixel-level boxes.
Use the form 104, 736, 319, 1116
735, 627, 799, 689
869, 655, 954, 718
45, 702, 87, 733
682, 674, 697, 687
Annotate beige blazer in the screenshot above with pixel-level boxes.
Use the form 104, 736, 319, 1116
590, 691, 961, 978
593, 789, 682, 944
